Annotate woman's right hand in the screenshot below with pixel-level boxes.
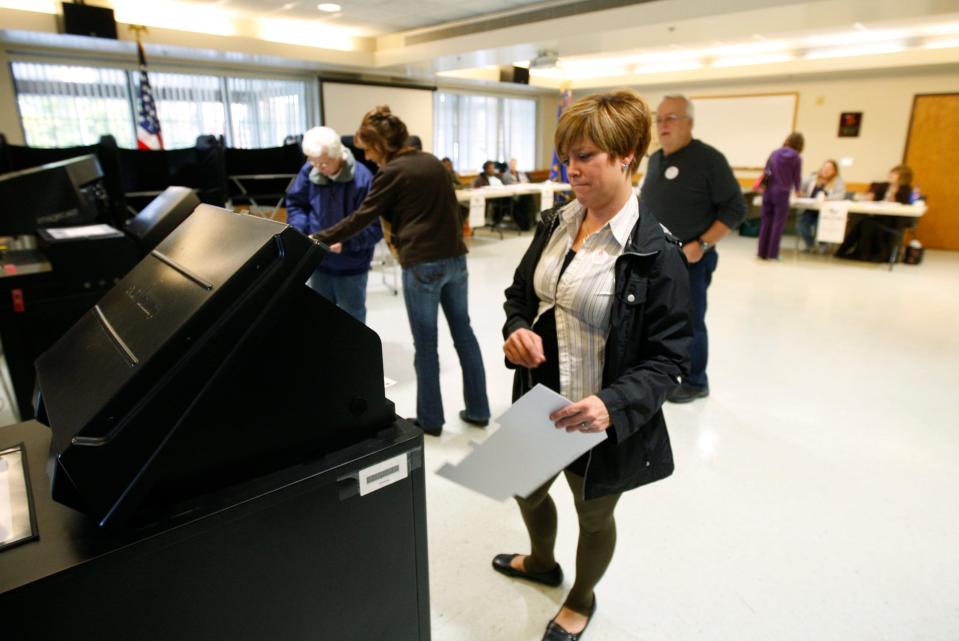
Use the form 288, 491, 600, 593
504, 328, 546, 369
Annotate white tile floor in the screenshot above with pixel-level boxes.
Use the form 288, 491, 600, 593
364, 232, 959, 641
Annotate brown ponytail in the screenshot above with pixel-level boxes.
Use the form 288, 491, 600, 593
355, 105, 415, 164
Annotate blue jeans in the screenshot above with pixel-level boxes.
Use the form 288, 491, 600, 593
308, 269, 369, 323
685, 248, 718, 389
798, 211, 818, 249
402, 255, 490, 429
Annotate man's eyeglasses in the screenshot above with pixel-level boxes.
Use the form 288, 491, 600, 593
655, 114, 690, 125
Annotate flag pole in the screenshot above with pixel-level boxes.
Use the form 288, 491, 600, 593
128, 25, 164, 151
127, 24, 148, 43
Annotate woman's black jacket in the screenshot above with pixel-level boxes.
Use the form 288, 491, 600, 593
503, 198, 693, 500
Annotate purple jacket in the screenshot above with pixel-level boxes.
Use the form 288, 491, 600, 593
763, 146, 802, 194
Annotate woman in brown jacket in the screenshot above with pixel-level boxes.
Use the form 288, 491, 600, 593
314, 106, 490, 437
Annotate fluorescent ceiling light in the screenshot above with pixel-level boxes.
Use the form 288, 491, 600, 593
567, 67, 628, 79
558, 56, 631, 72
112, 0, 239, 36
705, 41, 788, 57
529, 64, 628, 80
627, 49, 703, 64
317, 3, 342, 12
804, 29, 907, 47
0, 0, 56, 11
711, 53, 793, 67
258, 18, 360, 51
920, 22, 959, 36
805, 42, 906, 59
632, 60, 703, 74
922, 37, 959, 50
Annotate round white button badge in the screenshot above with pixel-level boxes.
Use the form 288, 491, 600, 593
665, 166, 679, 180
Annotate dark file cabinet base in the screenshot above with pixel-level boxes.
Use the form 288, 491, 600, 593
0, 419, 430, 641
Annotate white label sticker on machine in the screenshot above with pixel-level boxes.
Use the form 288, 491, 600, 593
359, 454, 408, 496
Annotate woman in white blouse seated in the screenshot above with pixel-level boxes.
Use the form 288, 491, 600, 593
797, 159, 846, 252
495, 90, 692, 641
502, 157, 530, 184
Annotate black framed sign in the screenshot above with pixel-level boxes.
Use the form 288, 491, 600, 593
838, 112, 863, 137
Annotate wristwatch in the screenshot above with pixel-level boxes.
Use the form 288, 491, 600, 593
698, 238, 712, 252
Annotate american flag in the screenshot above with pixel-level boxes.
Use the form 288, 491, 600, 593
136, 42, 163, 150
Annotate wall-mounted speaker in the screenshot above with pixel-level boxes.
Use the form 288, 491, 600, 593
499, 65, 530, 85
61, 2, 118, 40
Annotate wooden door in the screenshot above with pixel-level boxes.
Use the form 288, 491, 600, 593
904, 94, 959, 250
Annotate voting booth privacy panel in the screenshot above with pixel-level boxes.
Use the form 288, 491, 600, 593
1, 204, 431, 640
35, 204, 393, 526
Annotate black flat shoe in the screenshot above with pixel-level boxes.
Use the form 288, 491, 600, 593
491, 553, 563, 587
459, 410, 489, 427
666, 383, 709, 404
541, 597, 597, 641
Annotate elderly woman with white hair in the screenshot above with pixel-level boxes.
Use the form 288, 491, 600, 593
286, 126, 382, 323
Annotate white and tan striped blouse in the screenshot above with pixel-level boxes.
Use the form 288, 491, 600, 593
532, 196, 639, 402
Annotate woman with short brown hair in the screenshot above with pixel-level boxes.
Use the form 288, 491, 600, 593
495, 90, 692, 640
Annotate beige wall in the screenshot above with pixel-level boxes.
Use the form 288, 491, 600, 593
620, 66, 959, 185
539, 93, 558, 170
322, 82, 434, 152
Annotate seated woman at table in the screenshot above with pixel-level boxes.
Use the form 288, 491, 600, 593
473, 160, 512, 226
502, 158, 535, 229
867, 164, 913, 204
502, 158, 530, 184
472, 160, 504, 187
797, 159, 846, 252
496, 89, 691, 641
836, 164, 917, 262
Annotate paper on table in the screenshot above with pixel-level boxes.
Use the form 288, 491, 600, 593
437, 384, 606, 501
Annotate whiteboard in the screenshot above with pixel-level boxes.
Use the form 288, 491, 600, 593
690, 93, 797, 169
321, 82, 434, 152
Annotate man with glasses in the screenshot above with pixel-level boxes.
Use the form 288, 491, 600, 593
639, 95, 745, 403
287, 126, 381, 323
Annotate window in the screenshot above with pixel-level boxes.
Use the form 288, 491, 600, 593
12, 62, 135, 148
11, 61, 311, 149
227, 77, 308, 148
433, 91, 537, 173
144, 72, 227, 149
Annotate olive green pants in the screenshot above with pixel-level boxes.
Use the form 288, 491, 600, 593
515, 471, 622, 615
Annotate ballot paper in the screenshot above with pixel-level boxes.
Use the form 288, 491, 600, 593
437, 384, 606, 501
